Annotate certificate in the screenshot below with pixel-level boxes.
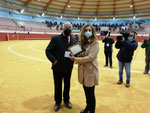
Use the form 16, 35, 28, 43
64, 51, 71, 58
68, 43, 83, 56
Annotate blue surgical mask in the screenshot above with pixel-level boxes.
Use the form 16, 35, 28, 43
84, 31, 92, 38
128, 37, 133, 41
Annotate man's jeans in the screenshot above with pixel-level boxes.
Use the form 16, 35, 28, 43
118, 61, 131, 82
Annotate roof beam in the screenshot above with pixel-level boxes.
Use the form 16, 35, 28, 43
79, 0, 86, 15
24, 0, 32, 6
62, 0, 71, 13
113, 0, 116, 17
44, 0, 52, 10
131, 0, 136, 14
96, 0, 101, 16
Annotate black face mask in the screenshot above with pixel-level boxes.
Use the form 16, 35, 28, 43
64, 29, 71, 36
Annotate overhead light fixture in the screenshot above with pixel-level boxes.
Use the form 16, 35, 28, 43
133, 16, 136, 19
60, 16, 63, 19
20, 9, 24, 14
130, 4, 133, 8
68, 5, 70, 8
113, 17, 116, 20
37, 0, 40, 1
95, 17, 97, 21
78, 17, 80, 20
41, 13, 45, 17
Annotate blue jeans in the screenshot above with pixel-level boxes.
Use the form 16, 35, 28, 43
118, 61, 131, 82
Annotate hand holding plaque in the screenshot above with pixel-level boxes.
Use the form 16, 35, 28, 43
68, 43, 83, 56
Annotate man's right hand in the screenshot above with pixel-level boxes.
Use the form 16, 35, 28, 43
53, 60, 57, 65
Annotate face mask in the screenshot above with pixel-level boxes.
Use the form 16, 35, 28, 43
64, 29, 71, 36
84, 31, 92, 38
128, 37, 133, 41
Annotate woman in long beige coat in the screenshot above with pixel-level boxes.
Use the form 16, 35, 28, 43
70, 24, 99, 113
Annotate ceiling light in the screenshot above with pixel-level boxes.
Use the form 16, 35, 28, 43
37, 0, 40, 1
113, 17, 115, 20
78, 17, 80, 20
130, 4, 133, 8
20, 9, 24, 13
95, 17, 97, 21
68, 5, 70, 8
133, 16, 136, 19
60, 16, 62, 19
41, 13, 44, 17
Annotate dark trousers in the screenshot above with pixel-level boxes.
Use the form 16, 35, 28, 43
145, 56, 150, 72
83, 85, 95, 113
104, 51, 112, 67
53, 70, 72, 104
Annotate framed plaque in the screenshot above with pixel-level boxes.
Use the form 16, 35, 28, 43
68, 43, 83, 56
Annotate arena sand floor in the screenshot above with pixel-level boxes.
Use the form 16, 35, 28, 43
0, 40, 150, 113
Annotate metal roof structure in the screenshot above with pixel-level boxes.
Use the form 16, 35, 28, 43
1, 0, 150, 20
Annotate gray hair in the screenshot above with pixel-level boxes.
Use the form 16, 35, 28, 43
63, 22, 72, 30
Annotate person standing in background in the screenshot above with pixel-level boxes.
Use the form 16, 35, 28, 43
141, 34, 150, 74
75, 34, 79, 42
70, 24, 99, 113
102, 34, 114, 68
115, 32, 138, 87
45, 22, 77, 111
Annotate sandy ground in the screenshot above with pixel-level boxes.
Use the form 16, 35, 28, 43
0, 40, 150, 113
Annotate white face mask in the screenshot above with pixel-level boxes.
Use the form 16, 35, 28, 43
84, 31, 92, 38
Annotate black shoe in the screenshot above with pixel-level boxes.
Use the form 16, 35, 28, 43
80, 110, 87, 113
143, 71, 148, 74
64, 101, 72, 109
104, 65, 108, 67
54, 104, 60, 112
110, 66, 113, 69
80, 107, 90, 113
80, 110, 90, 113
117, 80, 123, 85
125, 81, 130, 87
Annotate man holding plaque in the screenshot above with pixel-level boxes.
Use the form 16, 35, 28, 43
45, 22, 77, 111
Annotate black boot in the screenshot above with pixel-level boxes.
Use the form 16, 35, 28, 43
143, 70, 148, 74
117, 79, 123, 85
80, 107, 90, 113
125, 81, 130, 87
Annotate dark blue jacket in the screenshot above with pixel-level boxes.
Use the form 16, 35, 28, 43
115, 39, 138, 63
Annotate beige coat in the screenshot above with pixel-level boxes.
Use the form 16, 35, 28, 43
75, 40, 99, 87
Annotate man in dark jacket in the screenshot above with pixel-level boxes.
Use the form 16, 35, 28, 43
45, 22, 77, 111
102, 34, 114, 68
141, 35, 150, 74
115, 32, 138, 87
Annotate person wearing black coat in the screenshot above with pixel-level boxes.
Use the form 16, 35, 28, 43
45, 22, 77, 111
115, 32, 138, 87
102, 34, 114, 68
141, 35, 150, 74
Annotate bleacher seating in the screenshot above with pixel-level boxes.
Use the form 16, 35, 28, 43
0, 17, 150, 35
